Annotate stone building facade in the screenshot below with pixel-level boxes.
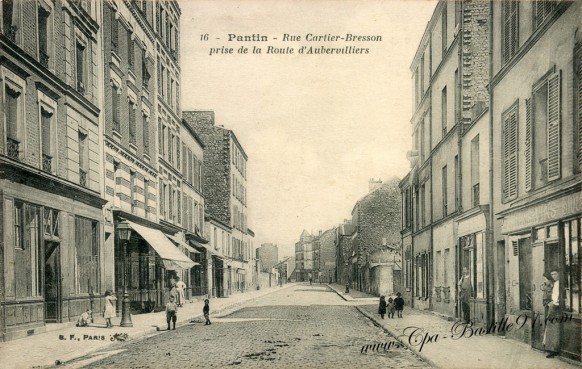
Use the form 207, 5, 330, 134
257, 243, 278, 272
0, 0, 107, 341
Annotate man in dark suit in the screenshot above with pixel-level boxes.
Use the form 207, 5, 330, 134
458, 267, 472, 324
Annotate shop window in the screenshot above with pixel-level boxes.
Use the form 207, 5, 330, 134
564, 219, 580, 313
75, 217, 99, 294
14, 201, 41, 298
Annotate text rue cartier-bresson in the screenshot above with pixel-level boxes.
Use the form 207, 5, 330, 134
224, 33, 382, 55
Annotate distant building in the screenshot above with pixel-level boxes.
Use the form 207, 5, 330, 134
274, 256, 295, 284
352, 178, 401, 295
257, 243, 279, 272
336, 220, 355, 286
295, 230, 314, 281
183, 110, 253, 295
314, 228, 337, 283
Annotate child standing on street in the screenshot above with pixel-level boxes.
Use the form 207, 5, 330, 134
394, 292, 404, 318
387, 297, 395, 319
378, 296, 387, 319
103, 290, 117, 328
203, 299, 211, 325
166, 296, 178, 330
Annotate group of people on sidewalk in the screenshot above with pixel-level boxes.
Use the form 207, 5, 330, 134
378, 292, 404, 319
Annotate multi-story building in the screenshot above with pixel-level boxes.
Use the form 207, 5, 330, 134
351, 179, 401, 295
335, 220, 355, 287
183, 110, 253, 295
180, 119, 206, 298
314, 228, 337, 284
257, 243, 278, 272
403, 0, 491, 318
101, 0, 195, 314
490, 1, 580, 360
295, 230, 314, 282
0, 0, 107, 341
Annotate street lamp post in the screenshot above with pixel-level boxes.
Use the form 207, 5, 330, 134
117, 220, 133, 327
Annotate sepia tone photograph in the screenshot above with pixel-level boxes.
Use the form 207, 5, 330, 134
0, 0, 580, 368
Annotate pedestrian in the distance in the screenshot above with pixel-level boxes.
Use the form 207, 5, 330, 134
378, 296, 387, 319
203, 299, 211, 325
394, 292, 404, 318
175, 276, 186, 307
387, 297, 395, 319
103, 290, 117, 328
166, 295, 178, 330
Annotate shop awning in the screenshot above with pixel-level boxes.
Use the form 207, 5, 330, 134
127, 221, 196, 270
166, 234, 200, 254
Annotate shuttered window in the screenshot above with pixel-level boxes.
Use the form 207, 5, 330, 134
533, 1, 556, 29
546, 72, 561, 181
524, 98, 532, 191
502, 104, 518, 202
501, 1, 518, 64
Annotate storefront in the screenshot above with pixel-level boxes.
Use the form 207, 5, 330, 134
114, 219, 196, 313
499, 192, 581, 361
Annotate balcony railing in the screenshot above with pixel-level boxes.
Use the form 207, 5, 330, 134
79, 168, 87, 187
42, 154, 52, 172
7, 137, 20, 160
472, 183, 480, 207
4, 25, 17, 42
40, 51, 49, 68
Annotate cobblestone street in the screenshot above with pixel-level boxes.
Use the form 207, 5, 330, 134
69, 284, 428, 368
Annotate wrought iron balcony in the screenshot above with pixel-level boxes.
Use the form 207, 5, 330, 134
40, 51, 49, 68
42, 154, 52, 172
472, 183, 480, 207
4, 25, 17, 42
7, 137, 20, 160
79, 168, 87, 187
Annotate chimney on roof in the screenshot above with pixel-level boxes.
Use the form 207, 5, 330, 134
369, 178, 383, 193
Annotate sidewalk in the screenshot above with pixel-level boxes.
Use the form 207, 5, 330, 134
327, 284, 580, 369
1, 284, 295, 369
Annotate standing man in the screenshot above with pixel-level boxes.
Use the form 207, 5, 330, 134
458, 267, 472, 324
175, 276, 186, 307
544, 268, 562, 358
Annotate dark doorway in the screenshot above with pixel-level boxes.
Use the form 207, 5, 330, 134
44, 241, 60, 322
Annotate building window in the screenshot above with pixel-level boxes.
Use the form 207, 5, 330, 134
454, 155, 459, 210
176, 137, 180, 170
533, 1, 557, 29
188, 149, 193, 184
158, 120, 163, 155
471, 135, 480, 207
442, 86, 447, 137
38, 6, 50, 68
129, 100, 136, 145
160, 182, 165, 218
502, 103, 518, 202
13, 201, 41, 298
142, 49, 150, 88
528, 72, 562, 190
144, 179, 149, 214
127, 30, 134, 70
75, 41, 85, 94
564, 218, 581, 313
5, 84, 22, 159
176, 191, 181, 224
130, 170, 135, 212
454, 69, 459, 122
501, 1, 519, 64
142, 113, 149, 153
112, 83, 120, 132
168, 132, 173, 163
442, 165, 448, 217
441, 3, 447, 54
111, 14, 118, 54
78, 131, 88, 187
41, 107, 54, 172
420, 183, 426, 227
2, 0, 17, 42
75, 217, 99, 294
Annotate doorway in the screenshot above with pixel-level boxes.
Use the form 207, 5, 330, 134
44, 241, 61, 322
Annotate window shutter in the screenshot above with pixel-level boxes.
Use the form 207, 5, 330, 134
524, 98, 532, 191
503, 108, 518, 201
547, 72, 561, 181
512, 240, 518, 256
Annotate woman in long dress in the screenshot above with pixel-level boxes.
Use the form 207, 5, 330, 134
103, 290, 117, 328
543, 269, 561, 358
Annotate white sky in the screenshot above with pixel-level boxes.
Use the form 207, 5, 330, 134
180, 0, 438, 258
